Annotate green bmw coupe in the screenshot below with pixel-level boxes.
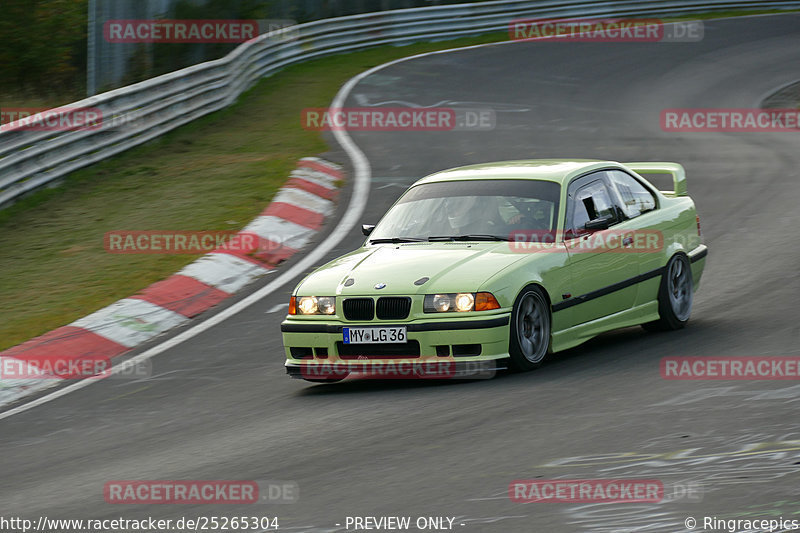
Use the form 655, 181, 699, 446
282, 160, 707, 381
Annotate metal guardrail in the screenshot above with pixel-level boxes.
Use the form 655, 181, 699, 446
2, 0, 799, 208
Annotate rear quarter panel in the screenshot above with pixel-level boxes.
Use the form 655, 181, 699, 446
636, 196, 702, 306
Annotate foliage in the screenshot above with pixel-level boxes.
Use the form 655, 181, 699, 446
0, 0, 87, 95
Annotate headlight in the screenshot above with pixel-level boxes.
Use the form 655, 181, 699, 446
432, 294, 453, 312
288, 296, 336, 315
454, 292, 474, 312
424, 292, 500, 313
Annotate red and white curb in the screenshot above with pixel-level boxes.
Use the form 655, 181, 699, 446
0, 157, 342, 407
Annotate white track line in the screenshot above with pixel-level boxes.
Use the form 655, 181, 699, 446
2, 12, 777, 420
0, 40, 525, 421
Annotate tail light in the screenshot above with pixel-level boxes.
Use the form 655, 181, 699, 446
696, 214, 702, 236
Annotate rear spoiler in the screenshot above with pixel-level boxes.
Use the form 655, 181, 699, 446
624, 162, 687, 197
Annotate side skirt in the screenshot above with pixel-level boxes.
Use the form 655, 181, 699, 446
550, 301, 659, 353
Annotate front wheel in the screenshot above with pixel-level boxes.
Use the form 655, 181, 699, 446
508, 285, 552, 371
643, 254, 693, 331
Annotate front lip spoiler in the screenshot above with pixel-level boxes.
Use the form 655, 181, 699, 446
285, 359, 509, 379
281, 315, 509, 334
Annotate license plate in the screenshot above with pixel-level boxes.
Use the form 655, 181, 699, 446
343, 327, 407, 344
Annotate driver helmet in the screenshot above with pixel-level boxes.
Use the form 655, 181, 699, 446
444, 196, 480, 228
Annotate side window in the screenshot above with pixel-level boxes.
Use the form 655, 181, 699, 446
607, 170, 657, 218
567, 179, 616, 237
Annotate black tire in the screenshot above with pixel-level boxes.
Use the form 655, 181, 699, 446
508, 285, 552, 371
642, 254, 693, 332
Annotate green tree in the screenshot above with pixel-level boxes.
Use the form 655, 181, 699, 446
0, 0, 87, 95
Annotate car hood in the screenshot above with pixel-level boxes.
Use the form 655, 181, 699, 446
295, 242, 531, 296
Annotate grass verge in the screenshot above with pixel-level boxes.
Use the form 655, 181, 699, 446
0, 32, 507, 351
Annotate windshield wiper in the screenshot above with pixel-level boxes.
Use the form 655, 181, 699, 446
428, 234, 510, 242
369, 237, 426, 244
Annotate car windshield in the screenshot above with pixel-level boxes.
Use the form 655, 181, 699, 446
369, 179, 561, 242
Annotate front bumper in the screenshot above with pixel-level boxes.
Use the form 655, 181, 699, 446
285, 358, 508, 380
282, 313, 512, 374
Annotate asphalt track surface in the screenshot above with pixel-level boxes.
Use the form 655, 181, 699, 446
3, 14, 800, 533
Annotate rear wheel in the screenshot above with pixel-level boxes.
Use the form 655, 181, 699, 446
643, 254, 693, 331
508, 285, 552, 371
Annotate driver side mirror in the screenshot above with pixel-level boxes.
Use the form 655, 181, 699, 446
361, 224, 375, 236
584, 215, 614, 231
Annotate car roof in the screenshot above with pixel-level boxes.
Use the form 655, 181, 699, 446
414, 159, 623, 186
